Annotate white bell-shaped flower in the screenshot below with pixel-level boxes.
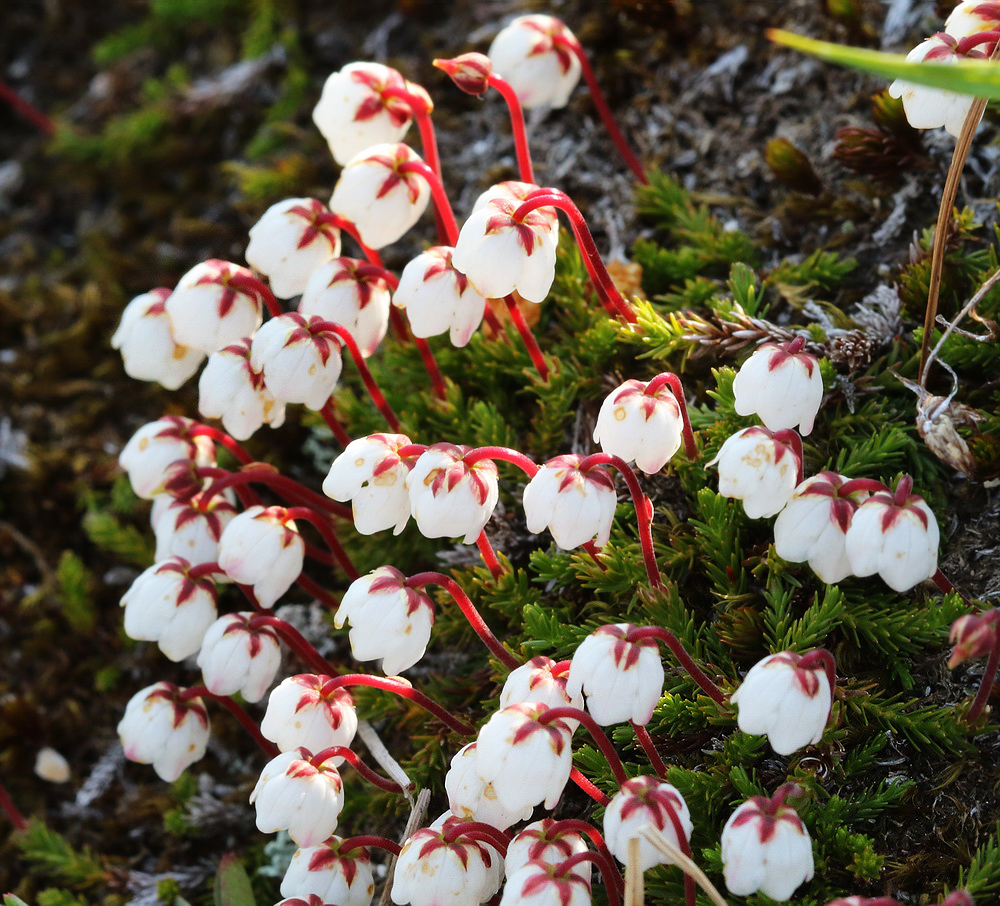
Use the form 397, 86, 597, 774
165, 259, 265, 354
313, 62, 414, 166
844, 476, 939, 592
946, 1, 1000, 38
709, 426, 802, 519
280, 836, 376, 906
217, 505, 305, 608
246, 198, 343, 299
732, 338, 824, 435
721, 785, 815, 901
593, 378, 685, 474
474, 702, 574, 813
730, 650, 835, 755
250, 313, 344, 410
119, 416, 216, 500
452, 194, 558, 303
298, 258, 391, 358
335, 566, 435, 675
198, 337, 287, 441
322, 433, 415, 535
117, 682, 210, 782
196, 612, 282, 703
498, 861, 593, 906
261, 674, 358, 757
329, 143, 431, 250
504, 819, 590, 879
406, 444, 500, 544
522, 454, 617, 550
250, 748, 345, 847
393, 246, 488, 347
565, 623, 663, 727
487, 15, 582, 110
603, 776, 693, 872
444, 742, 534, 832
152, 492, 237, 567
499, 656, 582, 714
120, 557, 218, 662
112, 289, 205, 390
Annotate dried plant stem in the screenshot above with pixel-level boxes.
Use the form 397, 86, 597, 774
378, 788, 431, 906
625, 836, 644, 906
639, 825, 729, 906
925, 265, 1000, 379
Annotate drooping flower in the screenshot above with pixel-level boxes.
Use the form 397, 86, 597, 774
111, 289, 205, 390
322, 433, 415, 535
198, 338, 287, 441
773, 471, 873, 584
329, 143, 431, 250
250, 748, 345, 847
406, 444, 500, 544
298, 258, 392, 358
280, 836, 376, 906
117, 682, 210, 782
565, 624, 663, 727
164, 259, 265, 354
730, 650, 835, 755
603, 776, 693, 872
245, 198, 343, 299
504, 819, 590, 879
249, 313, 343, 410
260, 674, 358, 757
474, 702, 575, 813
709, 426, 802, 519
499, 656, 582, 713
312, 62, 415, 166
196, 612, 282, 703
393, 246, 488, 347
334, 566, 435, 675
522, 454, 617, 550
946, 1, 1000, 38
120, 557, 218, 662
497, 860, 593, 906
721, 784, 815, 901
444, 741, 535, 832
843, 476, 940, 592
593, 378, 686, 474
119, 416, 216, 500
216, 505, 305, 608
732, 338, 824, 435
487, 15, 582, 110
152, 492, 238, 567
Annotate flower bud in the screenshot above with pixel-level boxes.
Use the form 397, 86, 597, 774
730, 650, 835, 755
246, 198, 342, 299
121, 557, 218, 661
119, 416, 216, 500
444, 741, 534, 831
721, 784, 814, 901
197, 612, 282, 702
593, 378, 685, 474
329, 143, 431, 250
335, 567, 435, 675
280, 836, 375, 906
250, 748, 345, 847
522, 455, 617, 550
487, 15, 582, 110
261, 674, 358, 757
603, 776, 692, 872
117, 682, 210, 782
250, 313, 344, 410
948, 610, 999, 668
434, 53, 493, 97
732, 338, 824, 435
112, 289, 205, 390
565, 624, 663, 727
709, 426, 802, 519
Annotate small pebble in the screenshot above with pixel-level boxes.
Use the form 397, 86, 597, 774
35, 747, 71, 784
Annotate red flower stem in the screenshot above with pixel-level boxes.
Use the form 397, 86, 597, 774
645, 373, 699, 460
310, 746, 409, 793
0, 778, 27, 831
545, 819, 617, 864
539, 707, 628, 787
314, 321, 402, 431
476, 531, 504, 581
398, 159, 459, 246
627, 626, 726, 704
0, 79, 55, 135
413, 336, 448, 399
189, 561, 225, 581
798, 649, 838, 706
486, 74, 534, 183
578, 452, 661, 589
325, 674, 475, 736
447, 821, 511, 855
968, 631, 1000, 721
236, 582, 265, 612
410, 108, 442, 182
482, 301, 506, 336
631, 722, 667, 778
893, 474, 914, 506
338, 835, 403, 857
389, 305, 412, 342
582, 540, 609, 570
515, 191, 637, 322
397, 443, 429, 460
464, 445, 540, 477
250, 614, 337, 676
570, 767, 610, 806
229, 272, 282, 318
503, 294, 550, 381
839, 478, 891, 497
557, 852, 623, 906
932, 569, 972, 607
186, 687, 279, 757
407, 571, 519, 669
661, 802, 697, 906
197, 466, 352, 519
320, 400, 354, 446
296, 573, 341, 611
190, 425, 254, 465
284, 507, 359, 580
330, 214, 383, 265
553, 36, 647, 184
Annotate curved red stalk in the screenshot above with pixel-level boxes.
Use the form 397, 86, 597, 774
196, 466, 351, 519
190, 424, 254, 465
968, 631, 1000, 722
320, 400, 354, 447
183, 687, 279, 757
464, 445, 539, 477
538, 706, 628, 787
338, 835, 403, 857
570, 767, 610, 806
557, 851, 623, 906
445, 821, 512, 855
295, 573, 341, 612
503, 294, 550, 381
397, 159, 459, 246
626, 625, 725, 704
486, 73, 534, 183
545, 819, 623, 896
0, 778, 27, 831
309, 746, 410, 793
228, 272, 282, 319
249, 613, 337, 676
0, 79, 55, 135
631, 722, 667, 778
644, 373, 699, 460
284, 506, 358, 580
476, 531, 504, 581
659, 798, 697, 906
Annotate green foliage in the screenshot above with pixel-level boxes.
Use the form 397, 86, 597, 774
213, 855, 256, 906
13, 820, 106, 889
36, 891, 90, 906
956, 822, 1000, 900
55, 551, 96, 633
82, 508, 154, 568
